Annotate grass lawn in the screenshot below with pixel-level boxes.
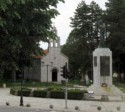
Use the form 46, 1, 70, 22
0, 81, 65, 88
114, 82, 125, 93
0, 79, 85, 88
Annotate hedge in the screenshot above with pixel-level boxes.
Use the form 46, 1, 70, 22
10, 88, 31, 96
10, 87, 88, 100
33, 90, 47, 98
17, 88, 32, 96
68, 90, 87, 100
50, 90, 64, 99
10, 88, 18, 95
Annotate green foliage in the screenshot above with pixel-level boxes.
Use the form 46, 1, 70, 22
0, 0, 64, 76
47, 86, 63, 91
10, 88, 18, 95
10, 87, 31, 96
105, 0, 125, 73
68, 90, 87, 100
50, 90, 64, 99
62, 0, 125, 78
62, 1, 102, 78
17, 88, 31, 96
68, 79, 80, 85
33, 90, 47, 97
114, 82, 125, 93
0, 81, 64, 88
10, 85, 88, 100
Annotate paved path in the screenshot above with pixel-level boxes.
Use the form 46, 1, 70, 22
0, 106, 50, 112
0, 88, 125, 112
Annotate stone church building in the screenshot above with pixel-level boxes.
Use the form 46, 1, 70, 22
24, 35, 68, 82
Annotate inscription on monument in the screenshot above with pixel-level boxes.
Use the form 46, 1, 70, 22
100, 56, 110, 76
94, 56, 97, 67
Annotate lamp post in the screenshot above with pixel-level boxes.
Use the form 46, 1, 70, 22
20, 70, 24, 106
41, 62, 53, 89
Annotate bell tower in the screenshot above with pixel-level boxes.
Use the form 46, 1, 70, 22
48, 26, 60, 48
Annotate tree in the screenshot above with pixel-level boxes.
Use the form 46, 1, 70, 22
0, 0, 64, 79
105, 0, 125, 73
62, 1, 102, 79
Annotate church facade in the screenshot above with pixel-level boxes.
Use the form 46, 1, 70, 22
24, 36, 68, 82
40, 38, 68, 82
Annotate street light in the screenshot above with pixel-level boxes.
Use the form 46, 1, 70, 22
41, 61, 53, 89
60, 62, 69, 109
20, 70, 24, 106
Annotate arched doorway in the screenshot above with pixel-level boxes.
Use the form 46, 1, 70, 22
52, 68, 58, 81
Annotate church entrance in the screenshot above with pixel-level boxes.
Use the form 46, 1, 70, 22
52, 68, 57, 81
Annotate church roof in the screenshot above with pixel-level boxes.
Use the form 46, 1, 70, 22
35, 49, 48, 59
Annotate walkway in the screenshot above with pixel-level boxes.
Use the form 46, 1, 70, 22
0, 88, 125, 112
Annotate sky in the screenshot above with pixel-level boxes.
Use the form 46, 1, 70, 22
41, 0, 108, 49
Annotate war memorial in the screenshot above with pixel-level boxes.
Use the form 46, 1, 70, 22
87, 21, 124, 98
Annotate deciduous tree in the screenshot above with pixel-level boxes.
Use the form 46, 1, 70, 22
0, 0, 64, 79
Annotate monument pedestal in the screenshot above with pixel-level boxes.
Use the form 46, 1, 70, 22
87, 84, 124, 96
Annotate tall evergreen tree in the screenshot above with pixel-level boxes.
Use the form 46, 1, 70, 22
62, 1, 102, 78
105, 0, 125, 73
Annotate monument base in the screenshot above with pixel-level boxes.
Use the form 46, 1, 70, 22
100, 95, 109, 101
87, 84, 124, 96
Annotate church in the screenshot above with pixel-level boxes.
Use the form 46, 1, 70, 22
24, 30, 68, 82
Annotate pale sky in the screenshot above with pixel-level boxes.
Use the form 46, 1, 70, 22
41, 0, 108, 49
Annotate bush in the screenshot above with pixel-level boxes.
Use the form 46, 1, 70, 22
50, 90, 64, 99
10, 87, 31, 96
10, 88, 16, 95
68, 90, 85, 100
61, 80, 66, 85
10, 87, 88, 100
33, 90, 47, 98
17, 88, 31, 96
10, 87, 19, 95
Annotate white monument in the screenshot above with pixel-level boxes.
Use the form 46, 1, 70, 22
88, 22, 123, 96
93, 48, 112, 87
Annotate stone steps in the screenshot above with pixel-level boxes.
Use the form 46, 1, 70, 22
87, 85, 124, 96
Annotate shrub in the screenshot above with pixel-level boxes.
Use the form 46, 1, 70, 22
10, 87, 31, 96
50, 90, 64, 99
61, 80, 66, 85
10, 88, 16, 95
10, 87, 19, 95
33, 90, 47, 97
68, 90, 85, 100
17, 88, 31, 96
47, 86, 55, 91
